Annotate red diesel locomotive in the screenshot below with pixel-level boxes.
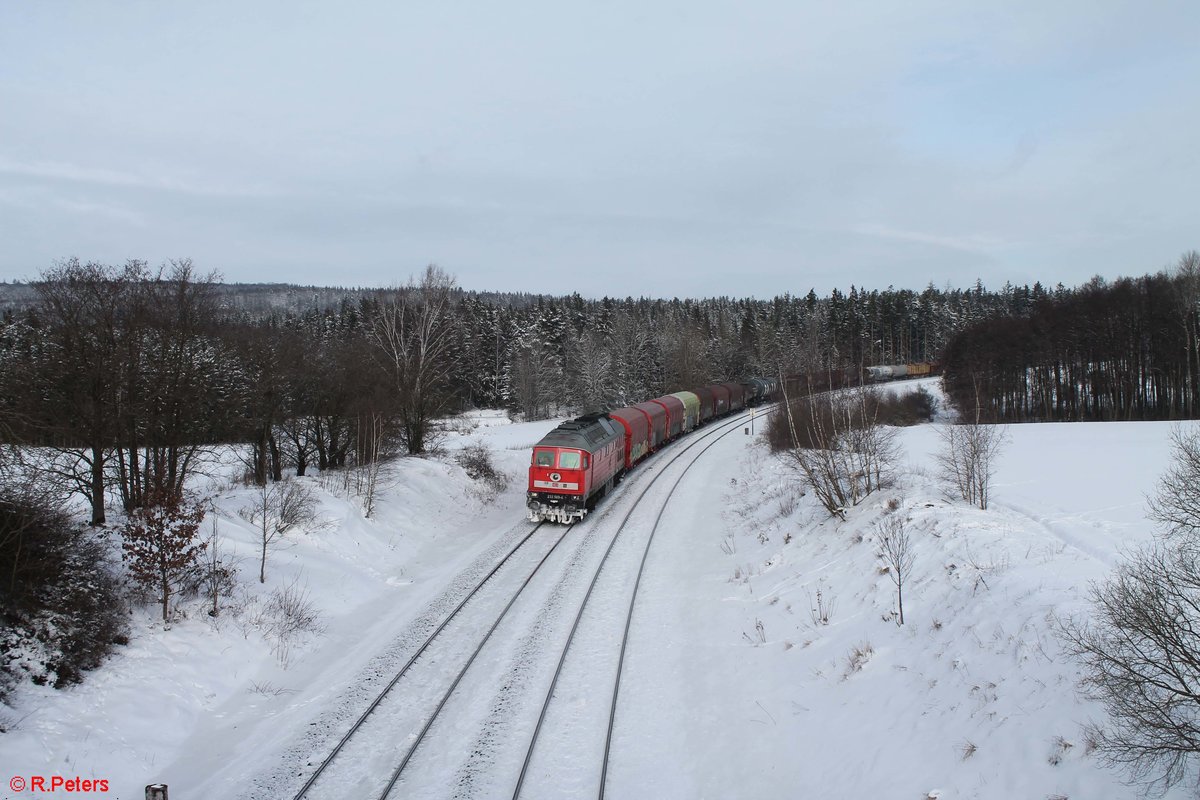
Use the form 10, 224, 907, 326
526, 378, 777, 524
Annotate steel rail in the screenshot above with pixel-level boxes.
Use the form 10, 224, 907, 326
292, 521, 548, 800
598, 410, 771, 799
377, 522, 575, 799
512, 406, 771, 799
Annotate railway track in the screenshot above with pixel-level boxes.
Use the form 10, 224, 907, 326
513, 409, 765, 800
288, 405, 769, 800
290, 520, 574, 800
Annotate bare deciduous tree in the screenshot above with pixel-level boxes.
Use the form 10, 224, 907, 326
937, 423, 1006, 510
1061, 544, 1200, 793
239, 479, 319, 583
370, 265, 457, 454
937, 383, 1007, 510
1147, 426, 1200, 541
1061, 423, 1200, 794
195, 511, 239, 619
567, 326, 616, 410
1171, 251, 1200, 418
31, 259, 141, 524
357, 412, 386, 518
878, 514, 915, 625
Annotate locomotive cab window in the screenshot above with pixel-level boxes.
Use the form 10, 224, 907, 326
558, 451, 581, 469
534, 450, 555, 467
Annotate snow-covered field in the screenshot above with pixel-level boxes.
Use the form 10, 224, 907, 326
2, 391, 1193, 799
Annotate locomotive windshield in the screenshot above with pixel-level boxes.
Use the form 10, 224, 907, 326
557, 451, 581, 469
534, 449, 554, 467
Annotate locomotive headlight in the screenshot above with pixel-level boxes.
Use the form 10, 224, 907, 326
550, 472, 561, 482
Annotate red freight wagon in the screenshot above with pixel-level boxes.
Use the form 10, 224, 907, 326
650, 395, 685, 440
608, 407, 652, 471
631, 401, 669, 450
693, 385, 716, 422
711, 384, 730, 416
721, 382, 745, 412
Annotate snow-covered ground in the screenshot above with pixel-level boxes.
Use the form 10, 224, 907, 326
2, 393, 1193, 798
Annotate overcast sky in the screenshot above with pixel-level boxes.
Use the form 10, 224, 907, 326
2, 1, 1197, 298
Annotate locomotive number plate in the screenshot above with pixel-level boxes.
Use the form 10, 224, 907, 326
534, 480, 579, 491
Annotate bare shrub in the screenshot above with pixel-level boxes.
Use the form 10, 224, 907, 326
248, 680, 296, 697
456, 442, 509, 500
844, 641, 874, 677
873, 386, 937, 426
937, 375, 1007, 510
768, 385, 933, 452
182, 513, 239, 618
253, 576, 324, 668
809, 589, 836, 626
742, 618, 767, 646
962, 543, 1006, 592
1, 486, 127, 696
1048, 735, 1075, 766
777, 488, 800, 518
775, 385, 901, 519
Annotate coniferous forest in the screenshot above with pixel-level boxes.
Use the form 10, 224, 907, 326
0, 252, 1196, 531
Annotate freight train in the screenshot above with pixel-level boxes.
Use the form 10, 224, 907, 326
864, 362, 936, 382
527, 378, 777, 524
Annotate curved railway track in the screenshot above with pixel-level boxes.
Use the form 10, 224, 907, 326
289, 405, 771, 800
513, 408, 768, 800
291, 520, 572, 799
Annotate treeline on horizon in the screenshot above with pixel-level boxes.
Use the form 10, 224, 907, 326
1, 254, 1197, 526
942, 252, 1200, 423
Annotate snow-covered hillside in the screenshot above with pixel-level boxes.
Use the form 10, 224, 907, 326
2, 395, 1193, 799
621, 401, 1178, 799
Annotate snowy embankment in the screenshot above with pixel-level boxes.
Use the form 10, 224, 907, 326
3, 390, 1195, 799
613, 380, 1187, 799
0, 410, 562, 799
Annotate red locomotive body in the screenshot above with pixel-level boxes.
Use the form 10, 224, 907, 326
527, 414, 623, 524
